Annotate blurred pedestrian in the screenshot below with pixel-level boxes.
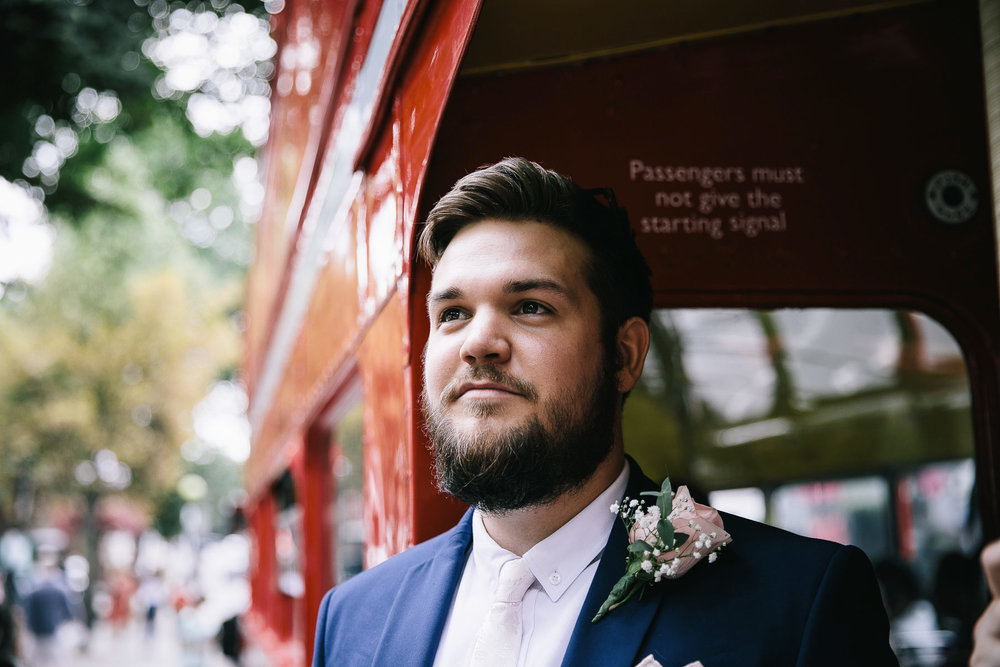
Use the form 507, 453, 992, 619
217, 615, 241, 663
0, 584, 18, 667
932, 549, 987, 664
106, 569, 136, 634
176, 591, 211, 667
876, 558, 937, 632
22, 551, 73, 667
137, 570, 166, 638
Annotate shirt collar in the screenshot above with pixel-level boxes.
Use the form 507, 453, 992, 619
471, 461, 630, 603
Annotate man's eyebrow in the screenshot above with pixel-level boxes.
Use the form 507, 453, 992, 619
427, 279, 572, 307
504, 279, 570, 297
427, 287, 463, 307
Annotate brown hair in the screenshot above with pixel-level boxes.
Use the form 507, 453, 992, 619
418, 158, 652, 345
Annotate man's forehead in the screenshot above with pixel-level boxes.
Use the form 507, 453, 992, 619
433, 218, 587, 263
426, 220, 593, 303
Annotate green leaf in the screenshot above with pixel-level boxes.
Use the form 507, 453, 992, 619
592, 571, 640, 623
629, 540, 653, 554
659, 477, 672, 516
657, 519, 674, 548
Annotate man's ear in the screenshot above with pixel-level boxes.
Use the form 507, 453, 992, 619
616, 317, 650, 393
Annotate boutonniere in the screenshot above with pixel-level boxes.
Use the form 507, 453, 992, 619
592, 475, 732, 623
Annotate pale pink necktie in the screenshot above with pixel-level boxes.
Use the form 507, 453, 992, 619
469, 557, 536, 667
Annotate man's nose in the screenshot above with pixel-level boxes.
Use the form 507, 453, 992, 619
459, 310, 511, 365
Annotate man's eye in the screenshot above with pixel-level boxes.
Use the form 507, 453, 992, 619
439, 308, 463, 323
519, 301, 549, 315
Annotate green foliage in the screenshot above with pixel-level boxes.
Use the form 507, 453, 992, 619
0, 0, 155, 184
0, 0, 269, 203
153, 490, 185, 539
0, 192, 244, 523
153, 455, 244, 539
0, 0, 265, 531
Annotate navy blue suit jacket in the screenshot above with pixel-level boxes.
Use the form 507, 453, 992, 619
313, 461, 897, 666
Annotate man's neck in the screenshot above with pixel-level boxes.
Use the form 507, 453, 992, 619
479, 448, 625, 556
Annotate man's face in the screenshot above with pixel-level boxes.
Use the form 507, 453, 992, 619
422, 219, 619, 511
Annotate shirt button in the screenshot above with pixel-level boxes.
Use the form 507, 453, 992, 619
549, 572, 561, 586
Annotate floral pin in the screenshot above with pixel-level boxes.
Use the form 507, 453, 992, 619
592, 475, 732, 623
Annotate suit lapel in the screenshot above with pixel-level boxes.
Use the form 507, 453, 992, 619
371, 509, 473, 667
561, 459, 663, 667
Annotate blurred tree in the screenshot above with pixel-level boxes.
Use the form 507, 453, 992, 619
0, 0, 273, 533
0, 0, 156, 199
0, 0, 269, 213
0, 130, 243, 528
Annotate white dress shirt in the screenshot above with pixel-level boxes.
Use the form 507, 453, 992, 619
433, 462, 629, 666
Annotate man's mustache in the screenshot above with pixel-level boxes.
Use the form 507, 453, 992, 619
442, 365, 538, 403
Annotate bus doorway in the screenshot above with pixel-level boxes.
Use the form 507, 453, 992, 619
624, 307, 983, 664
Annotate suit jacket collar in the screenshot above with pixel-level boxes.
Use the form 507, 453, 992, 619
371, 510, 474, 667
371, 458, 658, 667
561, 457, 662, 667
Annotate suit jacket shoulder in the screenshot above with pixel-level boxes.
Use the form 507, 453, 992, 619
563, 506, 897, 666
709, 513, 896, 665
312, 510, 473, 667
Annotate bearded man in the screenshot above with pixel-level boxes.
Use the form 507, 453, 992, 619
312, 158, 897, 666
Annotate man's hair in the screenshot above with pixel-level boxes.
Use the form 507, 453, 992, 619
418, 157, 653, 345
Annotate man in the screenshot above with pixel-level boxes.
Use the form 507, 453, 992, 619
312, 158, 896, 666
22, 550, 74, 667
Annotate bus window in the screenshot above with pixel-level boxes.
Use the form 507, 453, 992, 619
624, 308, 982, 664
329, 399, 364, 585
626, 309, 973, 484
768, 476, 893, 560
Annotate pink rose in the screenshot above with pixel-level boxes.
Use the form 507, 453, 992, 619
594, 480, 732, 622
630, 485, 732, 580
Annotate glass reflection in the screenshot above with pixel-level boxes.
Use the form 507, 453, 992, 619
330, 400, 364, 585
624, 308, 981, 666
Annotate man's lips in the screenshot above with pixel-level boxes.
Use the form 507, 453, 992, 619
455, 382, 522, 399
441, 368, 538, 404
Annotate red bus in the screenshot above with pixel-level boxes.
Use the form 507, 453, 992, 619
242, 0, 1000, 664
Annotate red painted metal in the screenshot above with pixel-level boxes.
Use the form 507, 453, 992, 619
247, 0, 355, 397
243, 0, 484, 663
420, 0, 1000, 534
243, 1, 1000, 664
301, 427, 332, 663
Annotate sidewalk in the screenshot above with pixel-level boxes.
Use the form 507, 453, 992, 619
60, 611, 236, 667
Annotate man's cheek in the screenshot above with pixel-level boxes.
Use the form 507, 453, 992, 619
423, 355, 449, 398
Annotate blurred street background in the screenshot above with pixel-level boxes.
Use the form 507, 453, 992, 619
22, 608, 237, 667
0, 0, 279, 664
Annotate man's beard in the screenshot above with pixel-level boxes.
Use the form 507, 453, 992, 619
421, 355, 620, 513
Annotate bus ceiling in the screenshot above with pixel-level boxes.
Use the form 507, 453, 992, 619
458, 0, 930, 75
